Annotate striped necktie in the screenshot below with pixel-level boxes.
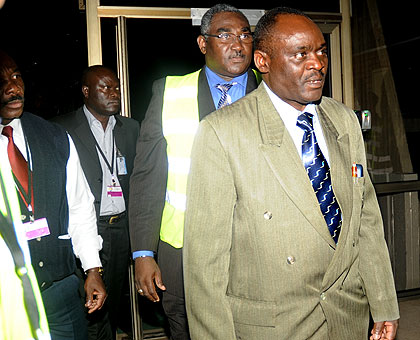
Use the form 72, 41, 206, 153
296, 112, 341, 243
2, 126, 33, 209
216, 82, 236, 109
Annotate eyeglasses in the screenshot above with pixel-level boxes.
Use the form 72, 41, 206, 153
204, 32, 253, 44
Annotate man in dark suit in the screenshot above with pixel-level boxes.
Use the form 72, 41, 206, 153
128, 4, 259, 340
54, 65, 139, 340
1, 50, 106, 340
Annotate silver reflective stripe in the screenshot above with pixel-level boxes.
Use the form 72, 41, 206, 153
162, 118, 199, 136
165, 190, 187, 211
167, 156, 191, 175
163, 86, 197, 100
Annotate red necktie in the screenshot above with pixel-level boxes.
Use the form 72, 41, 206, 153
2, 125, 34, 209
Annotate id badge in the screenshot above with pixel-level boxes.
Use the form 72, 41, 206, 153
24, 217, 50, 240
107, 184, 123, 197
117, 156, 127, 175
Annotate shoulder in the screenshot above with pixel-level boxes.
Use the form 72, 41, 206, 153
50, 108, 83, 129
116, 115, 139, 128
23, 111, 67, 135
317, 96, 361, 134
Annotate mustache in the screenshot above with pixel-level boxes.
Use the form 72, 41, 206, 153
305, 71, 325, 80
5, 95, 24, 103
230, 51, 245, 59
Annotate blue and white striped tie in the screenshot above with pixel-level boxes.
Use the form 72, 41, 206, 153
297, 112, 341, 243
216, 82, 236, 109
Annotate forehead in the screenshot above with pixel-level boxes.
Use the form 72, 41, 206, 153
0, 54, 18, 78
273, 14, 324, 45
88, 69, 118, 85
209, 12, 250, 32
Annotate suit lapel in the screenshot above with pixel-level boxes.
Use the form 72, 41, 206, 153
197, 69, 216, 120
113, 116, 125, 155
256, 86, 336, 248
317, 103, 353, 251
73, 108, 102, 175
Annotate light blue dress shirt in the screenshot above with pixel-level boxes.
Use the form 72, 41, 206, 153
205, 66, 248, 109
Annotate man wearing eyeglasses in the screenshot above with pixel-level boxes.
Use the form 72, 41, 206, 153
128, 4, 259, 340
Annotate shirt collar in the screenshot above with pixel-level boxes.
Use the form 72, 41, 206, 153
1, 116, 24, 139
263, 81, 318, 126
83, 105, 116, 131
204, 65, 248, 89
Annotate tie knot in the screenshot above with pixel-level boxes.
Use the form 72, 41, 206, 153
216, 82, 235, 94
2, 125, 13, 138
296, 112, 314, 132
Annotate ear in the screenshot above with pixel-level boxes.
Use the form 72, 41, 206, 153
197, 35, 207, 55
82, 85, 89, 99
254, 50, 270, 74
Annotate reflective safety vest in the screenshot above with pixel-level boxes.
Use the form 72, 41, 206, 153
160, 69, 261, 248
0, 157, 51, 340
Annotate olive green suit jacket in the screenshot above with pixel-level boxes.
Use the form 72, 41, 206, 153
183, 84, 399, 340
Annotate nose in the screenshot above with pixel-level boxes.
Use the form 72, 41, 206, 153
307, 52, 327, 72
231, 35, 244, 50
110, 88, 120, 99
4, 78, 23, 96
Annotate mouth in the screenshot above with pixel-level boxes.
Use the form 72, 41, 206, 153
3, 98, 24, 109
229, 53, 245, 62
305, 78, 324, 88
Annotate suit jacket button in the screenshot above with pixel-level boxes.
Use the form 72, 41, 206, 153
320, 292, 326, 300
38, 261, 44, 267
286, 256, 295, 264
263, 211, 272, 220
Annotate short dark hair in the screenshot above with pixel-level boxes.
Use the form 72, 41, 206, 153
253, 7, 310, 55
81, 65, 117, 87
200, 3, 249, 37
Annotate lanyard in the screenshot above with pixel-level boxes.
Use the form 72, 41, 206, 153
93, 130, 116, 181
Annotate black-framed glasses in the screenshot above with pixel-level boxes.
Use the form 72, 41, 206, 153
204, 32, 253, 44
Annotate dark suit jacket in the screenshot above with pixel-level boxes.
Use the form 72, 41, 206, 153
53, 107, 140, 218
129, 68, 259, 253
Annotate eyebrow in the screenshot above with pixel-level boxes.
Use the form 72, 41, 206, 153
216, 26, 251, 33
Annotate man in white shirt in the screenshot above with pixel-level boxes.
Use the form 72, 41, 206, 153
0, 50, 106, 340
53, 65, 139, 340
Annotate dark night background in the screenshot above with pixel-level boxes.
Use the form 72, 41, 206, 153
1, 0, 419, 332
1, 0, 417, 124
1, 0, 420, 176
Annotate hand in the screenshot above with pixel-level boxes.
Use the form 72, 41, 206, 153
370, 320, 399, 340
84, 268, 107, 314
135, 256, 166, 302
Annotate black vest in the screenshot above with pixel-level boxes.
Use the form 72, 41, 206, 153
20, 112, 75, 290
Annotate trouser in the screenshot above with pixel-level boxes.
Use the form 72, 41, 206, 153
86, 212, 131, 340
158, 240, 190, 340
41, 274, 88, 340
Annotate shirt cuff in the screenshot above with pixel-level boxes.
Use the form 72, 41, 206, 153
133, 250, 154, 259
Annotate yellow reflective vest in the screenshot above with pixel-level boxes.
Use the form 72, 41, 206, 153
0, 155, 51, 340
160, 69, 260, 248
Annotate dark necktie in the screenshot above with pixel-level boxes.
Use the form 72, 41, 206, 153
2, 125, 33, 209
296, 112, 341, 243
216, 82, 236, 109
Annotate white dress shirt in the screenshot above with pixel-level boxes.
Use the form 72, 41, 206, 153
0, 118, 102, 271
263, 82, 330, 164
83, 105, 126, 216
